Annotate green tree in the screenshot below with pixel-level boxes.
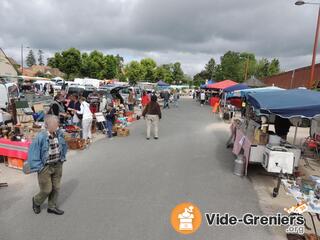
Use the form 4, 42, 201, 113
125, 61, 144, 85
219, 51, 243, 81
103, 55, 118, 79
60, 48, 82, 80
88, 50, 105, 78
140, 58, 157, 82
205, 58, 216, 80
172, 62, 184, 84
193, 71, 207, 87
26, 50, 36, 67
47, 52, 63, 69
239, 52, 257, 82
268, 58, 280, 76
154, 64, 173, 84
115, 54, 124, 79
38, 49, 44, 66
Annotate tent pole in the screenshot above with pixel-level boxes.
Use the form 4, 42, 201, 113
293, 125, 298, 145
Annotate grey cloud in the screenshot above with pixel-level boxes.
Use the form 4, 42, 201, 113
0, 0, 319, 75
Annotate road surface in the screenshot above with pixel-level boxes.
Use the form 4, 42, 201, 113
0, 98, 275, 240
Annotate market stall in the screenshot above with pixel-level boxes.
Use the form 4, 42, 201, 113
205, 80, 238, 112
221, 83, 250, 117
230, 89, 320, 176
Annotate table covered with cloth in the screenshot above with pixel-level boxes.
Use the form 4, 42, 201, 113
0, 138, 32, 160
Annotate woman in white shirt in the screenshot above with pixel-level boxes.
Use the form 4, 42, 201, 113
76, 97, 93, 142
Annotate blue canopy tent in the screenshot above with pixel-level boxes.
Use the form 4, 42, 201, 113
200, 80, 215, 89
224, 83, 250, 93
229, 86, 284, 98
247, 89, 320, 119
157, 80, 170, 87
247, 89, 320, 144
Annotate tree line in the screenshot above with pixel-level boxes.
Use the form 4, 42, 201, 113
193, 51, 281, 87
26, 49, 45, 67
47, 48, 190, 85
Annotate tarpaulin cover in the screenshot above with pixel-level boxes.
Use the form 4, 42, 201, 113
207, 80, 237, 90
156, 80, 170, 86
223, 83, 250, 92
200, 80, 216, 89
247, 89, 320, 118
229, 86, 284, 98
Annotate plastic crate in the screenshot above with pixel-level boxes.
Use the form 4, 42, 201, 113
6, 157, 24, 170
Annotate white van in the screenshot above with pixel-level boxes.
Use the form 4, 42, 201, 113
0, 82, 19, 109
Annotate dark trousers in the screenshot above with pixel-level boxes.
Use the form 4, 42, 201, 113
163, 100, 170, 109
128, 104, 134, 111
34, 162, 63, 209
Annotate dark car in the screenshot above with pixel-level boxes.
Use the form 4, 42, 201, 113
98, 85, 129, 104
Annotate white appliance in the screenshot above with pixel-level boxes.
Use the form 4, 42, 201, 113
262, 145, 295, 174
282, 144, 301, 168
249, 145, 266, 163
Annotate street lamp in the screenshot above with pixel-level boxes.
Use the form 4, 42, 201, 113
295, 1, 320, 89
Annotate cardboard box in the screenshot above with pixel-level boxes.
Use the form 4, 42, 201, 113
117, 128, 130, 137
6, 157, 24, 170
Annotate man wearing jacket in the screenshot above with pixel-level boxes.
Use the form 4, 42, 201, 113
28, 115, 68, 215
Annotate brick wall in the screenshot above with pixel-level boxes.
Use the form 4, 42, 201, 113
263, 63, 320, 89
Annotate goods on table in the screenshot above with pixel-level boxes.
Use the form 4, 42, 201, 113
117, 128, 130, 137
66, 138, 86, 150
65, 125, 81, 133
253, 129, 268, 145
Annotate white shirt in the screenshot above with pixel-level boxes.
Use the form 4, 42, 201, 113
77, 101, 93, 120
0, 110, 3, 123
200, 93, 205, 100
99, 97, 107, 112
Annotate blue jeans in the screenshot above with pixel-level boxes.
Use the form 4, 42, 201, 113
104, 120, 113, 138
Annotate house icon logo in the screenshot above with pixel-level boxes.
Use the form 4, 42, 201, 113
170, 202, 202, 235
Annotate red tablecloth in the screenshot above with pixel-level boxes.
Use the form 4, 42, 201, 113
0, 138, 31, 160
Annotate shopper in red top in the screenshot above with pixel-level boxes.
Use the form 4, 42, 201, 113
141, 90, 150, 109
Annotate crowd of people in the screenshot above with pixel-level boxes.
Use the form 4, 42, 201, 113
41, 88, 181, 143
27, 87, 185, 215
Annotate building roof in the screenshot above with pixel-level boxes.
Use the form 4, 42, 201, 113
19, 65, 65, 77
0, 48, 18, 77
244, 76, 266, 87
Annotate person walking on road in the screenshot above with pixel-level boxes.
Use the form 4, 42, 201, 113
200, 91, 206, 106
163, 90, 170, 109
29, 115, 68, 215
172, 89, 179, 108
141, 90, 150, 109
142, 95, 162, 140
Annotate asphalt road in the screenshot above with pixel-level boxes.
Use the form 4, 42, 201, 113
0, 98, 275, 240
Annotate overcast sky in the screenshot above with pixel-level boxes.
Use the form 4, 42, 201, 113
0, 0, 319, 75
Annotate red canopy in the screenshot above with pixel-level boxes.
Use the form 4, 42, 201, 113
207, 80, 237, 90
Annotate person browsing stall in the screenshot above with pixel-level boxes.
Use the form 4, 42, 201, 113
76, 97, 93, 143
48, 94, 68, 124
104, 103, 116, 139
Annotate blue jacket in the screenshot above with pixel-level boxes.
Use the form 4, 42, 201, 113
27, 129, 68, 173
